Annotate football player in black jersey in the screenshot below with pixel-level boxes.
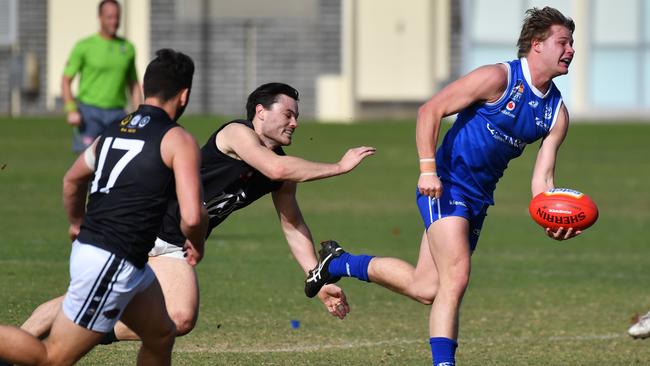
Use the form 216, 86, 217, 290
17, 83, 374, 347
0, 49, 207, 366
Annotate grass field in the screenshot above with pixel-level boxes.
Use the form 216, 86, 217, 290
1, 116, 649, 365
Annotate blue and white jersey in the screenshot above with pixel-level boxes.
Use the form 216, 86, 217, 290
436, 58, 564, 205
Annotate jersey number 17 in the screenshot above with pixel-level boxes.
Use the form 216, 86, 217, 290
90, 137, 144, 194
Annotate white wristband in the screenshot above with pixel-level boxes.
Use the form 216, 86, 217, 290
83, 145, 96, 171
420, 172, 437, 176
419, 158, 436, 163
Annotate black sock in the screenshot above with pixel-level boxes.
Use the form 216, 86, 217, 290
99, 329, 119, 345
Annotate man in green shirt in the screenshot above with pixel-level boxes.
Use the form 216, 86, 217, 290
62, 0, 142, 153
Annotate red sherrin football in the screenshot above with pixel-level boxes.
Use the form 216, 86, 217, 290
528, 188, 599, 231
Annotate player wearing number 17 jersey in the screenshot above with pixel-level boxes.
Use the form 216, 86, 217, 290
78, 105, 184, 267
0, 49, 206, 366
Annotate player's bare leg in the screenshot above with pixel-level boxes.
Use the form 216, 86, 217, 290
0, 308, 104, 366
149, 255, 199, 336
20, 295, 65, 339
422, 216, 471, 365
120, 278, 176, 366
115, 255, 199, 340
367, 232, 439, 304
0, 325, 47, 365
359, 218, 471, 337
426, 216, 470, 339
306, 233, 440, 304
42, 310, 106, 365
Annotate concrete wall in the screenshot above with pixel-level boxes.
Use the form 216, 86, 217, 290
355, 0, 435, 101
47, 0, 150, 111
0, 0, 48, 116
10, 0, 642, 120
317, 0, 452, 121
150, 0, 340, 118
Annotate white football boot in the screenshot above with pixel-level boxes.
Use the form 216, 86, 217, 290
629, 310, 650, 339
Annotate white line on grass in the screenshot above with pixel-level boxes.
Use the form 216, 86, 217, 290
174, 333, 626, 354
176, 338, 422, 354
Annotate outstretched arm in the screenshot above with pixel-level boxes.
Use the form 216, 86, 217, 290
272, 183, 349, 319
531, 104, 569, 196
217, 123, 375, 182
272, 182, 316, 272
530, 104, 578, 240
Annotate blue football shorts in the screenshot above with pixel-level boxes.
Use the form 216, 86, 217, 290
63, 241, 155, 332
416, 184, 489, 251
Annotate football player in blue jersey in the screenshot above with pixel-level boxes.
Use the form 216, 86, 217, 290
305, 7, 579, 366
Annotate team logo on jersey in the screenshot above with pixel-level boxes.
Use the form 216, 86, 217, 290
502, 81, 523, 117
535, 117, 549, 131
510, 80, 525, 102
119, 115, 132, 126
137, 116, 151, 128
129, 115, 142, 127
125, 115, 151, 129
544, 104, 553, 121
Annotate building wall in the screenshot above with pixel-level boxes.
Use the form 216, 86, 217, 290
47, 0, 149, 112
355, 0, 435, 101
0, 49, 9, 114
18, 0, 48, 115
0, 0, 48, 115
7, 0, 650, 119
47, 0, 97, 111
150, 0, 341, 118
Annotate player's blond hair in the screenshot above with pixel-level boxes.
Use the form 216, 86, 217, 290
517, 7, 575, 58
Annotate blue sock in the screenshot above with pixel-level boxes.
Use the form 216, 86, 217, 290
327, 253, 374, 282
429, 337, 458, 366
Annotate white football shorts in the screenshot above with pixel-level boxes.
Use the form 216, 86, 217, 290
63, 240, 155, 332
148, 237, 185, 259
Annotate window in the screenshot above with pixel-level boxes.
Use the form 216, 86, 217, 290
0, 0, 16, 47
464, 0, 573, 102
590, 0, 648, 107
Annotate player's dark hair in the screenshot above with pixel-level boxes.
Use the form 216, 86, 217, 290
517, 7, 575, 58
246, 83, 299, 121
98, 0, 120, 15
143, 49, 195, 102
